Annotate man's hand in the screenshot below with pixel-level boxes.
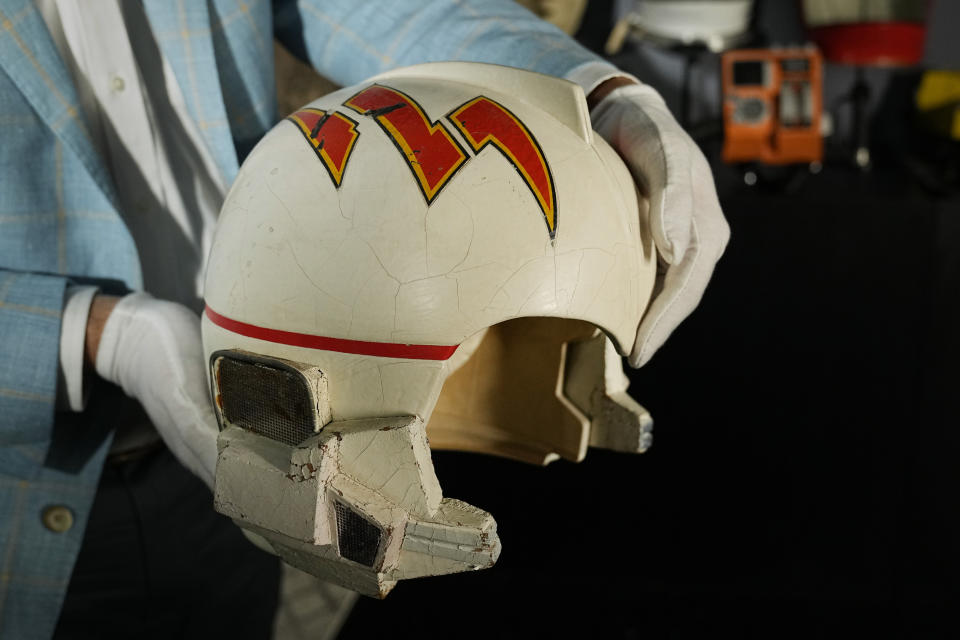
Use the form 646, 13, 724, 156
88, 293, 218, 488
586, 77, 730, 367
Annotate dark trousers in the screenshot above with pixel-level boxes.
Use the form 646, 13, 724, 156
53, 445, 281, 639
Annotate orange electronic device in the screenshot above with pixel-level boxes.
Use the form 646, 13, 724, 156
722, 47, 823, 165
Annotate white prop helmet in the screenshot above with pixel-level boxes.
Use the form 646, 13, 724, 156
202, 62, 657, 596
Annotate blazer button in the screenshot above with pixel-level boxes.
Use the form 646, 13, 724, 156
41, 505, 74, 533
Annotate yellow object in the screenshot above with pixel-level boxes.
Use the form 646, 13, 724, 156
916, 71, 960, 140
916, 71, 960, 110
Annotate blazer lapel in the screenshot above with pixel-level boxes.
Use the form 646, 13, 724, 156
0, 0, 119, 209
141, 0, 239, 184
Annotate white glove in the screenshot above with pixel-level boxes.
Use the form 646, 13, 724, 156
95, 292, 218, 489
588, 81, 731, 367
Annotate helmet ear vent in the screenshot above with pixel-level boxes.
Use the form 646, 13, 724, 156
211, 351, 321, 446
333, 500, 382, 567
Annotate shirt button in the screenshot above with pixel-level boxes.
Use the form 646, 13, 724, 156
41, 505, 74, 533
111, 74, 126, 92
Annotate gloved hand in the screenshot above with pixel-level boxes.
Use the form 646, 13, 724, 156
94, 292, 218, 489
588, 81, 731, 367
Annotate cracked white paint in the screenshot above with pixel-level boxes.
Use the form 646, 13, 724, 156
214, 416, 498, 597
205, 64, 656, 360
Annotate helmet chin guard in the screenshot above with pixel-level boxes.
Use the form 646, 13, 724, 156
202, 62, 657, 596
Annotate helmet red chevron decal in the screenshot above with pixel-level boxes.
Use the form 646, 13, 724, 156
287, 108, 360, 187
344, 85, 468, 204
448, 97, 557, 237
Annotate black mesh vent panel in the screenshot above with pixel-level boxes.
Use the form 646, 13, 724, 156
334, 501, 382, 567
217, 357, 315, 446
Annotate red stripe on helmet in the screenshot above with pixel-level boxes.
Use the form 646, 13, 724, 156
204, 305, 458, 361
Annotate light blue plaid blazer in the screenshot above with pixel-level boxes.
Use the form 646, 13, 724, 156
0, 0, 602, 636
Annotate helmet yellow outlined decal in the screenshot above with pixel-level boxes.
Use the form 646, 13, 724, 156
286, 108, 360, 188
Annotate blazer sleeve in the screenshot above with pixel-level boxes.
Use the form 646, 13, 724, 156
0, 269, 67, 446
273, 0, 605, 88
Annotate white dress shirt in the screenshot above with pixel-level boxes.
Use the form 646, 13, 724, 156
38, 0, 228, 415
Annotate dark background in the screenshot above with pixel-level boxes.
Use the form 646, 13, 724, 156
340, 2, 959, 637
